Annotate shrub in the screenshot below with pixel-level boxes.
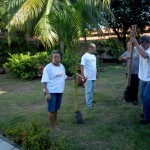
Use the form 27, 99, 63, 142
4, 52, 50, 80
0, 39, 42, 65
4, 121, 68, 150
101, 38, 124, 58
4, 48, 81, 79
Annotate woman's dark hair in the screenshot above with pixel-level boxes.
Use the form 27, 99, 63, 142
139, 35, 150, 44
51, 50, 62, 59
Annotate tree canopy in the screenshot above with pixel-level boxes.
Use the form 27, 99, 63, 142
106, 0, 150, 46
2, 0, 112, 50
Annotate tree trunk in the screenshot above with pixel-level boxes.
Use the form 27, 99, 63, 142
112, 27, 127, 50
60, 40, 65, 56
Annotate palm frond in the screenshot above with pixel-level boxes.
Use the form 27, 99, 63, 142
82, 0, 114, 26
8, 0, 45, 29
34, 15, 59, 48
49, 4, 83, 48
10, 0, 26, 7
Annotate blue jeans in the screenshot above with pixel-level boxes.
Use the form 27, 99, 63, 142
85, 80, 96, 108
47, 93, 63, 112
139, 80, 150, 120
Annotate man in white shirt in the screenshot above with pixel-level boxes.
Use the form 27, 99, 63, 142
130, 35, 150, 125
81, 43, 97, 109
41, 50, 67, 131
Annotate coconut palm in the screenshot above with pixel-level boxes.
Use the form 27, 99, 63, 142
5, 0, 113, 122
6, 0, 82, 49
6, 0, 113, 50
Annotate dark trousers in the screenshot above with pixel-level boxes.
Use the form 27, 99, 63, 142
126, 74, 139, 101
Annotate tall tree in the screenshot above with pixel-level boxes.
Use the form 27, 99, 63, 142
78, 0, 114, 43
105, 0, 150, 47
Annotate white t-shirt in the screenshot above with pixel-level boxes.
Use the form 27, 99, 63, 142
41, 63, 67, 93
121, 47, 139, 74
138, 47, 150, 81
81, 52, 97, 80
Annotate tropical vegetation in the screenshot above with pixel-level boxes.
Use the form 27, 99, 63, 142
105, 0, 150, 47
1, 63, 150, 149
4, 0, 112, 51
4, 52, 50, 80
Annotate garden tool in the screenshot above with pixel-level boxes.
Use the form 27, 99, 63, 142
74, 73, 83, 124
123, 24, 137, 102
76, 73, 87, 86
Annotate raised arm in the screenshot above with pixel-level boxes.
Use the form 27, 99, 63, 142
130, 37, 149, 59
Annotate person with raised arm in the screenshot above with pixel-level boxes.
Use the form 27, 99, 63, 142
130, 35, 150, 125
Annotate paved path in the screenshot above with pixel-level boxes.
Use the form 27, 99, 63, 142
0, 134, 22, 150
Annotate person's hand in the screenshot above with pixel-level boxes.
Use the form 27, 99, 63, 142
123, 56, 129, 60
81, 77, 87, 84
46, 93, 51, 100
127, 41, 131, 47
130, 37, 138, 45
80, 74, 87, 85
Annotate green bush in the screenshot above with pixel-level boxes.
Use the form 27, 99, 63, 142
4, 121, 68, 150
0, 38, 46, 65
4, 49, 80, 80
4, 52, 50, 80
101, 38, 124, 58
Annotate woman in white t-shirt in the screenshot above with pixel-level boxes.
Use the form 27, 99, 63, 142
41, 50, 67, 131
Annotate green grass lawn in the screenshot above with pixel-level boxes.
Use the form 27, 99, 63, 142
0, 63, 150, 150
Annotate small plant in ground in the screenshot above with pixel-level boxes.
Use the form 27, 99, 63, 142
4, 120, 68, 150
4, 123, 26, 145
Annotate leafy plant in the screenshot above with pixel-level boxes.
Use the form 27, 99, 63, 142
4, 52, 50, 80
4, 120, 68, 150
4, 123, 26, 145
106, 0, 149, 47
101, 38, 124, 58
0, 39, 44, 65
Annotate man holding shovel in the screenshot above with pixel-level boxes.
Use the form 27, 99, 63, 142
81, 43, 98, 109
130, 35, 150, 125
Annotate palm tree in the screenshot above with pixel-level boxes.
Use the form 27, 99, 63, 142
6, 0, 113, 50
5, 0, 113, 122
